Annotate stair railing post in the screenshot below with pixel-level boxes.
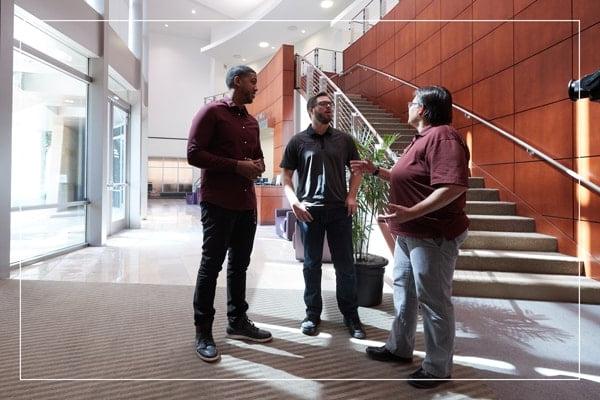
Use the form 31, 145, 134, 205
314, 48, 319, 69
295, 54, 302, 90
306, 64, 314, 97
319, 75, 328, 94
333, 91, 341, 129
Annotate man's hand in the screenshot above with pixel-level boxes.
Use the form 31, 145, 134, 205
378, 203, 415, 224
236, 159, 263, 180
346, 195, 358, 216
292, 201, 313, 222
350, 159, 376, 175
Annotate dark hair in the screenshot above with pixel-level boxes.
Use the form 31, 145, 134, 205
306, 91, 330, 113
414, 86, 453, 126
225, 65, 256, 89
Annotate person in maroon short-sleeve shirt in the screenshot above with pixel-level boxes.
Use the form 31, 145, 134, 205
187, 65, 272, 363
351, 86, 470, 389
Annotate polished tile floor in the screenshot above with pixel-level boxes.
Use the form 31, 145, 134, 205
11, 199, 392, 295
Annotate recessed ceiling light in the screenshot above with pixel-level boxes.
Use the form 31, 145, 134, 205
301, 29, 306, 34
259, 41, 269, 48
191, 9, 196, 14
287, 25, 297, 31
242, 58, 247, 61
320, 0, 334, 8
233, 54, 241, 59
271, 46, 275, 49
64, 99, 74, 104
164, 23, 169, 28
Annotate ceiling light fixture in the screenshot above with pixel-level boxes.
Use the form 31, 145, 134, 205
242, 58, 247, 61
233, 54, 241, 59
301, 29, 306, 34
164, 23, 169, 28
191, 9, 196, 14
259, 41, 269, 48
320, 0, 334, 8
271, 46, 275, 49
287, 25, 298, 31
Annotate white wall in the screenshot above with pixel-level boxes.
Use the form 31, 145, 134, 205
109, 0, 129, 49
294, 25, 349, 61
148, 33, 224, 160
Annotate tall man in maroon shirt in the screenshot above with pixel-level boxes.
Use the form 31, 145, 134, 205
187, 65, 272, 363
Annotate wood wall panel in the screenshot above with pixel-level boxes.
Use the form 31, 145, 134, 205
578, 22, 600, 76
514, 0, 537, 15
577, 156, 600, 223
394, 23, 416, 59
415, 32, 440, 75
472, 116, 515, 165
472, 23, 513, 83
441, 46, 472, 93
440, 0, 471, 20
514, 39, 572, 112
514, 0, 573, 62
479, 163, 515, 192
515, 160, 575, 219
472, 67, 514, 120
573, 0, 600, 30
514, 100, 573, 161
395, 50, 416, 81
397, 0, 417, 20
545, 216, 575, 239
416, 0, 441, 45
577, 220, 600, 277
452, 86, 473, 129
415, 0, 435, 16
472, 0, 513, 39
440, 9, 473, 61
575, 99, 600, 158
415, 65, 441, 87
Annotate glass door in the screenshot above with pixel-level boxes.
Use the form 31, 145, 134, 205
108, 101, 129, 234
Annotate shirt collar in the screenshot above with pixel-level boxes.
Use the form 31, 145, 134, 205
414, 125, 434, 137
222, 96, 249, 116
306, 124, 332, 137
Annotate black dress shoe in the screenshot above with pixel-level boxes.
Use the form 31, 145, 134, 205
366, 345, 413, 363
195, 335, 220, 362
343, 317, 366, 339
407, 367, 451, 389
300, 317, 320, 336
226, 316, 273, 342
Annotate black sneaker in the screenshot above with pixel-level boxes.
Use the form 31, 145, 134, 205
343, 317, 366, 339
366, 345, 413, 363
300, 317, 320, 336
195, 334, 220, 362
226, 316, 272, 342
407, 367, 451, 389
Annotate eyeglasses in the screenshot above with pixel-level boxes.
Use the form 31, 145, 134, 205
316, 101, 334, 108
407, 102, 422, 108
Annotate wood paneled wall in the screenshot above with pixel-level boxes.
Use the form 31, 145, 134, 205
341, 0, 600, 277
247, 44, 295, 176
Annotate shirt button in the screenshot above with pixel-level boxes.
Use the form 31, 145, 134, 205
244, 141, 247, 144
242, 126, 245, 129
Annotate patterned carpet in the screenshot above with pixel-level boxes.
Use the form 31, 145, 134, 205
0, 279, 496, 399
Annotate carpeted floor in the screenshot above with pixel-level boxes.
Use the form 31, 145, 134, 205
0, 279, 496, 399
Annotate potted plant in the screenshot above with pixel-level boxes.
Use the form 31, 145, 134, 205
352, 130, 397, 307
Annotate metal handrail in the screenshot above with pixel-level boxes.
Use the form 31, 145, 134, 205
303, 47, 344, 74
295, 54, 396, 162
340, 63, 600, 197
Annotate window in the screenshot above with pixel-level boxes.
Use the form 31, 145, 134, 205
11, 39, 89, 264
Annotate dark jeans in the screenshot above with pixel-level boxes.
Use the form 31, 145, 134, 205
193, 201, 257, 327
298, 206, 359, 320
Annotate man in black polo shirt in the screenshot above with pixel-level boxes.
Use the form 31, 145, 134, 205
280, 91, 366, 339
187, 65, 272, 363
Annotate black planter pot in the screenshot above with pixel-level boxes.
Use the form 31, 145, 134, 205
355, 254, 388, 307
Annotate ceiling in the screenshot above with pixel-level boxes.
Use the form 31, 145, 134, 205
145, 0, 357, 65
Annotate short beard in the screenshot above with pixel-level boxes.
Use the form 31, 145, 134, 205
315, 112, 332, 124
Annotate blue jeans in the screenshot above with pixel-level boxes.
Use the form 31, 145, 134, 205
385, 230, 468, 377
298, 206, 359, 320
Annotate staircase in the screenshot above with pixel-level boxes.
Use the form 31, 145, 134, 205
347, 94, 600, 304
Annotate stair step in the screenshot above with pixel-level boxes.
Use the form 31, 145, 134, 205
466, 188, 500, 201
361, 111, 394, 118
465, 201, 516, 215
453, 270, 600, 303
468, 177, 485, 188
467, 214, 535, 232
457, 249, 581, 275
463, 231, 557, 251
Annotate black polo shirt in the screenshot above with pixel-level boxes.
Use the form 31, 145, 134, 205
280, 125, 359, 207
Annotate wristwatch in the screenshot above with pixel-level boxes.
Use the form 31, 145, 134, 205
372, 166, 380, 176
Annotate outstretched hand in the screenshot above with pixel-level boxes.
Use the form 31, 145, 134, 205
378, 203, 415, 224
292, 202, 313, 222
350, 159, 376, 175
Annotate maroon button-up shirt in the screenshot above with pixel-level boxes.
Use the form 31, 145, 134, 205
389, 124, 470, 239
187, 97, 263, 210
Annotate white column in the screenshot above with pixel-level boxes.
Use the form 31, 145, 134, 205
0, 0, 14, 278
86, 0, 110, 245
